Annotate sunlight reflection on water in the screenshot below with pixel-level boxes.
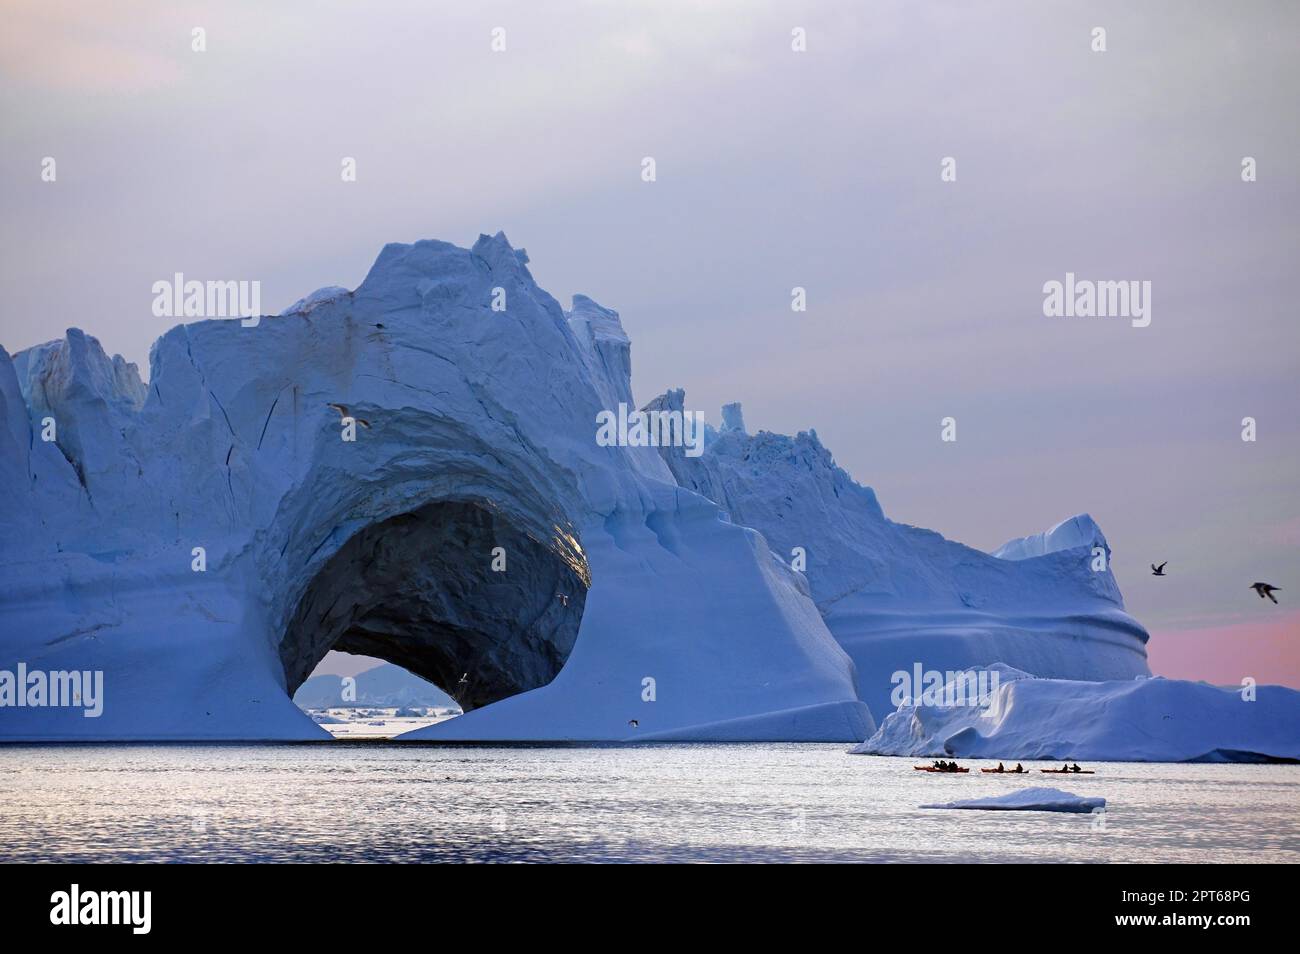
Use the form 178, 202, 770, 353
0, 744, 1296, 863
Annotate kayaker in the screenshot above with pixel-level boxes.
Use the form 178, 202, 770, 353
995, 762, 1005, 773
1015, 763, 1024, 773
1070, 763, 1082, 773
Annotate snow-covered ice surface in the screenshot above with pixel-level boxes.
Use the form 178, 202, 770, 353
921, 787, 1105, 813
652, 398, 1151, 718
854, 665, 1300, 763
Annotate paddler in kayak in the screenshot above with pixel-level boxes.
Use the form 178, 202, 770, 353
1070, 763, 1083, 773
995, 762, 1005, 773
1014, 763, 1025, 773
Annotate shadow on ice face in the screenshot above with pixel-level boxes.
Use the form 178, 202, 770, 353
280, 499, 589, 712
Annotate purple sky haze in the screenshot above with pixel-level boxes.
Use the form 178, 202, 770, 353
2, 1, 1296, 685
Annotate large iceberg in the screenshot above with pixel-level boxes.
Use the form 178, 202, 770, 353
0, 232, 1148, 743
0, 234, 871, 741
854, 665, 1300, 763
649, 398, 1151, 718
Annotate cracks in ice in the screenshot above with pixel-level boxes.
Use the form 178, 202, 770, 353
256, 389, 283, 450
44, 620, 119, 647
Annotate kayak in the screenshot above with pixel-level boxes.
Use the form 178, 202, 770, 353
913, 766, 969, 773
981, 769, 1029, 774
1040, 769, 1095, 774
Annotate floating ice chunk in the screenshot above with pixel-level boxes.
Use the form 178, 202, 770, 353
921, 786, 1105, 813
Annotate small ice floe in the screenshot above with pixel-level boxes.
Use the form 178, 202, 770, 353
921, 786, 1105, 813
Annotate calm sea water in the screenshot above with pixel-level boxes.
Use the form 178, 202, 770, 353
1, 744, 1296, 863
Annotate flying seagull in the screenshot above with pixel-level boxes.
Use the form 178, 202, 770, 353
326, 403, 370, 428
1250, 582, 1280, 604
1151, 561, 1167, 576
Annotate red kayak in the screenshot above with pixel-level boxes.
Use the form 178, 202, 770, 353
914, 766, 970, 773
1040, 769, 1095, 774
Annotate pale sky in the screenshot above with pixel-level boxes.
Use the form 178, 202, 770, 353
2, 1, 1296, 685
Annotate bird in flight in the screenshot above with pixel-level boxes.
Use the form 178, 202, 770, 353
1151, 561, 1167, 576
326, 403, 370, 428
1250, 582, 1281, 604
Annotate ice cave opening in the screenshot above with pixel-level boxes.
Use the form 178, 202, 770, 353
280, 498, 589, 734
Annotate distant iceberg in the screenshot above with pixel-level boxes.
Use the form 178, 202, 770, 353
293, 663, 458, 711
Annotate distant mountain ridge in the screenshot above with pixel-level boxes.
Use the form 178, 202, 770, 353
294, 663, 459, 710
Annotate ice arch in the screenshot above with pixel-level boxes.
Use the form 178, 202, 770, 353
0, 232, 875, 742
281, 498, 589, 711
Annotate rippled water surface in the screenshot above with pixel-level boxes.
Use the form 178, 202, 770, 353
1, 744, 1296, 862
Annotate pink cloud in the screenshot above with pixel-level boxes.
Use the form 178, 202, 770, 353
0, 1, 185, 93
